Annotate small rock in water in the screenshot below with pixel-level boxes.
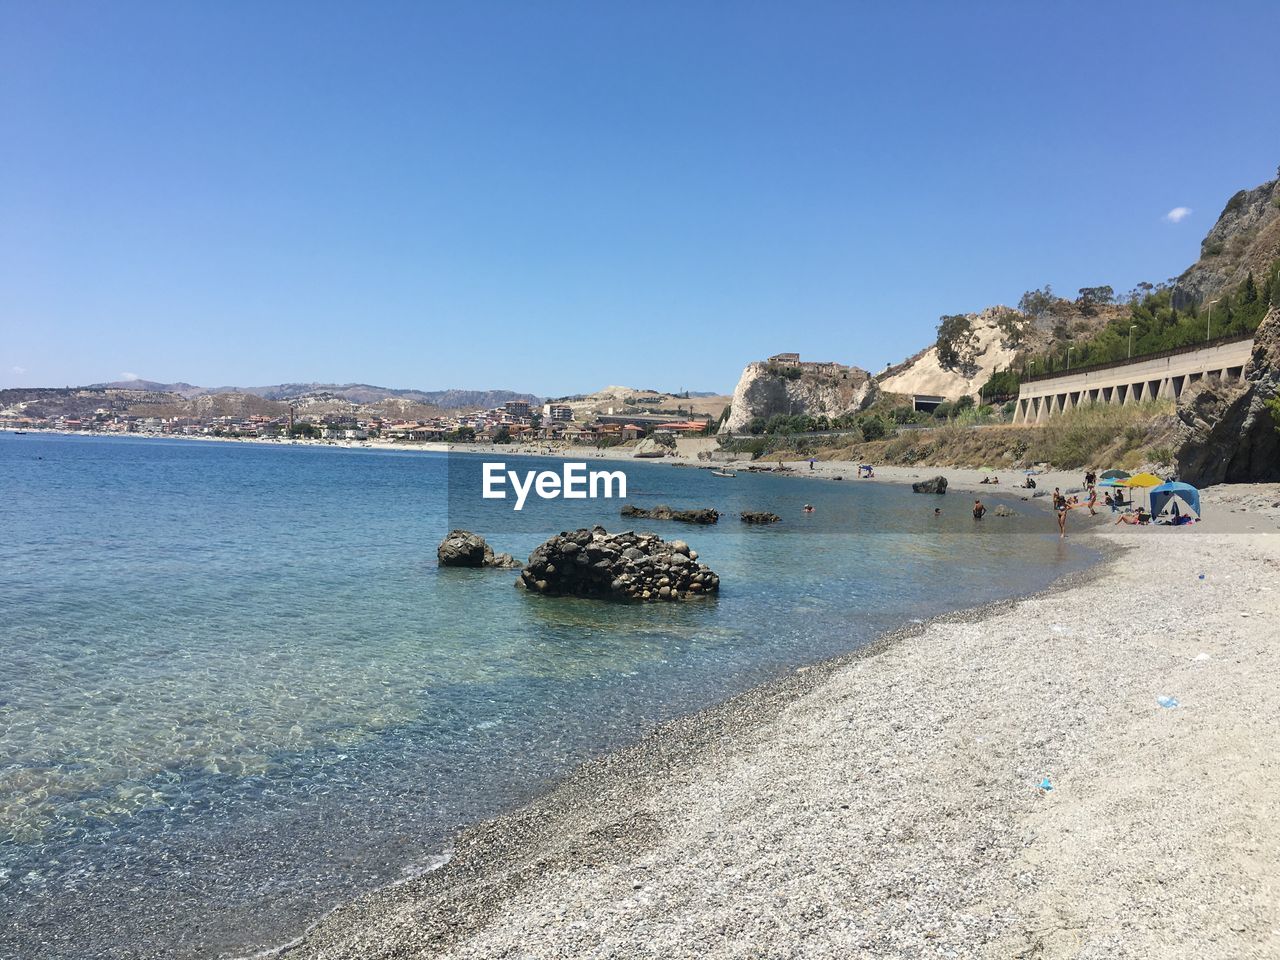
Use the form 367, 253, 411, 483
437, 530, 519, 568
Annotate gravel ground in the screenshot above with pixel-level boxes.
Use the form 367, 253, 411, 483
283, 514, 1279, 960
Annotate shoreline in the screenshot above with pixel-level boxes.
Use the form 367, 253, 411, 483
282, 521, 1279, 959
21, 429, 1280, 534
274, 540, 1124, 960
15, 431, 1277, 955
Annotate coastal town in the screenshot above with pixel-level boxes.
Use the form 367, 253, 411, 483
1, 390, 719, 446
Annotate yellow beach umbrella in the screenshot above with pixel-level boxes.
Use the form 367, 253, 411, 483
1122, 472, 1162, 487
1121, 472, 1163, 513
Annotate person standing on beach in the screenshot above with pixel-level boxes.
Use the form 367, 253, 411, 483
1056, 497, 1071, 538
972, 499, 986, 520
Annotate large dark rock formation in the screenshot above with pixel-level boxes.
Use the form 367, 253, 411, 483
912, 475, 949, 494
1174, 306, 1280, 485
620, 504, 719, 524
437, 530, 520, 569
518, 527, 719, 601
739, 511, 781, 524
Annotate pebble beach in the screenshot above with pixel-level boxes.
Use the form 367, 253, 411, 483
283, 482, 1280, 959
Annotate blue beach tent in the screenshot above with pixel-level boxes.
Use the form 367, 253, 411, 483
1149, 482, 1201, 519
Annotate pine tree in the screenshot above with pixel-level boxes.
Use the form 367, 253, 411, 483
1243, 271, 1258, 304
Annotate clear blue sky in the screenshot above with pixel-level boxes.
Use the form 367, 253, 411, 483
2, 2, 1277, 396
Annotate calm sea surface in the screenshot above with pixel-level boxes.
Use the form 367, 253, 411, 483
0, 433, 1093, 958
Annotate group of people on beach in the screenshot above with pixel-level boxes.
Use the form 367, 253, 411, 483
1051, 468, 1148, 536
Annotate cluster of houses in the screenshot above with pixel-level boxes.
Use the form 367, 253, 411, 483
6, 398, 714, 445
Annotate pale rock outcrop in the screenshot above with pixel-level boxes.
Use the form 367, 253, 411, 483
720, 361, 875, 434
877, 306, 1024, 402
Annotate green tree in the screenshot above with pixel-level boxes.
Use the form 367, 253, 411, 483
858, 415, 888, 440
935, 314, 973, 369
1076, 285, 1115, 314
1018, 285, 1056, 318
1242, 272, 1259, 304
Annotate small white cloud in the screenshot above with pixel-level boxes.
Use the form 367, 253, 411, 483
11, 365, 25, 374
121, 372, 140, 381
1164, 206, 1192, 223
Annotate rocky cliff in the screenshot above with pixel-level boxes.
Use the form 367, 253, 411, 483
876, 306, 1026, 402
719, 360, 875, 434
1174, 305, 1280, 484
1174, 169, 1280, 309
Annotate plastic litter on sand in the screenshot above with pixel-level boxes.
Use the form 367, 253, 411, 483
1156, 695, 1180, 709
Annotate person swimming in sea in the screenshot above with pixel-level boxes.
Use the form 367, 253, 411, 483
802, 504, 815, 513
972, 499, 986, 520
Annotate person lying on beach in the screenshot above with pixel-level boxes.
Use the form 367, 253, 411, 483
1115, 512, 1141, 525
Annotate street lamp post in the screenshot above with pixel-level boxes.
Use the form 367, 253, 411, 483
1206, 299, 1220, 342
1128, 324, 1138, 359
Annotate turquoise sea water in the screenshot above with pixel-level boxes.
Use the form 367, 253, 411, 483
0, 433, 1093, 959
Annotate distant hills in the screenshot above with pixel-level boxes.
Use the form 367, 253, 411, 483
88, 380, 541, 410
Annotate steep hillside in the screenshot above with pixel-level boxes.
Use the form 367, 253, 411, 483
876, 307, 1025, 401
720, 359, 875, 434
1175, 169, 1280, 308
134, 393, 289, 419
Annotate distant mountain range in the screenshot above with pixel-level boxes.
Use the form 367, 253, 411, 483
88, 380, 541, 410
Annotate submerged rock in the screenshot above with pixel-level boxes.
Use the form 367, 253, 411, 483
620, 504, 719, 524
912, 475, 949, 494
437, 530, 519, 569
993, 504, 1017, 517
739, 511, 782, 524
518, 527, 719, 601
